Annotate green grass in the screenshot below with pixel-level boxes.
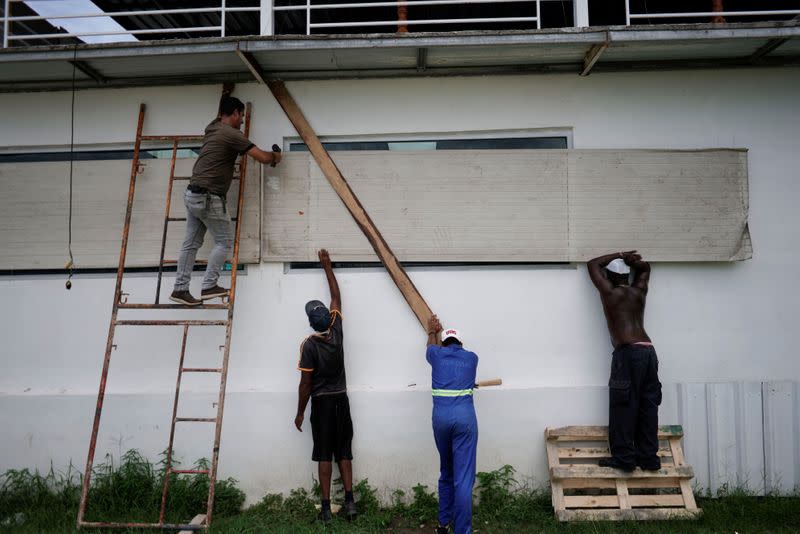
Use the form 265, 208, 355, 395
2, 457, 799, 533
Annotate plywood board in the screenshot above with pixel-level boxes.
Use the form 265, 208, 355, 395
0, 158, 260, 269
262, 149, 750, 263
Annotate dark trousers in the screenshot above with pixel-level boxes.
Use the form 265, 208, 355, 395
608, 344, 662, 469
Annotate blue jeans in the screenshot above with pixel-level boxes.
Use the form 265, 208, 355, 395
173, 190, 233, 292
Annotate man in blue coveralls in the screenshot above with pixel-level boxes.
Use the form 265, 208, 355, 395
426, 315, 479, 534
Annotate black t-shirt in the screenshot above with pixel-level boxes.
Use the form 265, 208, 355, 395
297, 311, 346, 397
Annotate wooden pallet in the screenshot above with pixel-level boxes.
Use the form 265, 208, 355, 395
545, 425, 702, 522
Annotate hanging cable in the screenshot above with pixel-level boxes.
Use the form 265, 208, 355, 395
65, 45, 77, 290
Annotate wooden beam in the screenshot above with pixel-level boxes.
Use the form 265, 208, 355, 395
546, 425, 684, 440
550, 464, 695, 480
580, 41, 609, 76
237, 49, 434, 328
267, 80, 433, 328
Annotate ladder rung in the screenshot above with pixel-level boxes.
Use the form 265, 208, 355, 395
118, 303, 228, 310
175, 417, 217, 423
115, 320, 228, 326
141, 135, 203, 141
167, 217, 238, 222
169, 469, 209, 475
182, 367, 223, 373
162, 259, 208, 265
173, 176, 239, 181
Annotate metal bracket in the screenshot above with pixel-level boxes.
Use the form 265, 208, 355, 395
120, 292, 130, 304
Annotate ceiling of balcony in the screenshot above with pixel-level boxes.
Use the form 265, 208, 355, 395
0, 22, 798, 92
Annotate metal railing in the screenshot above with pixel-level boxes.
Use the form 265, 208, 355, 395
624, 1, 800, 26
274, 0, 543, 35
2, 0, 261, 48
1, 0, 552, 45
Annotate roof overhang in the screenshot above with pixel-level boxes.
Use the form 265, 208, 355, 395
0, 21, 798, 92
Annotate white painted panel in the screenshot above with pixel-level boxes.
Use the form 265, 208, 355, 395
763, 381, 800, 493
263, 149, 750, 262
0, 158, 261, 270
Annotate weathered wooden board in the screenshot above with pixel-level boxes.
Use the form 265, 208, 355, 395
545, 425, 701, 523
0, 158, 260, 269
263, 149, 750, 262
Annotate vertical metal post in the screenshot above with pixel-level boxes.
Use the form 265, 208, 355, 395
155, 139, 178, 304
625, 0, 631, 26
536, 0, 540, 29
306, 0, 311, 35
77, 103, 146, 528
3, 0, 11, 48
159, 324, 191, 525
260, 0, 274, 36
205, 102, 251, 524
221, 0, 227, 37
573, 0, 589, 28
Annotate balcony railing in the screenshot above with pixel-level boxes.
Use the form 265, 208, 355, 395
1, 0, 799, 47
624, 1, 800, 26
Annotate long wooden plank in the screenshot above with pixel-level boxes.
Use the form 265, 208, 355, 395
263, 76, 433, 328
564, 493, 686, 509
546, 425, 684, 440
558, 447, 672, 459
561, 477, 682, 489
557, 508, 702, 522
551, 465, 694, 480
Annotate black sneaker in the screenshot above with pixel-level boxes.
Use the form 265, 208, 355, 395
436, 525, 449, 534
637, 461, 662, 471
337, 501, 357, 521
200, 285, 229, 300
317, 508, 332, 523
598, 458, 635, 472
169, 290, 201, 306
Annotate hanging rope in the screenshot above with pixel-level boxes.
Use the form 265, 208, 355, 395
65, 45, 77, 290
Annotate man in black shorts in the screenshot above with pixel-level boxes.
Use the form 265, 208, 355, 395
294, 249, 357, 522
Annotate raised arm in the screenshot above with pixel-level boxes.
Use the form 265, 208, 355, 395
630, 258, 651, 293
247, 145, 283, 166
427, 315, 442, 347
318, 249, 340, 313
587, 251, 634, 294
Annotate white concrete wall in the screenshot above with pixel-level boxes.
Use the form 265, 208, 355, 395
2, 67, 799, 501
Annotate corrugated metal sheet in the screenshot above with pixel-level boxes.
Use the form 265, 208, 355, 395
675, 381, 798, 495
263, 149, 751, 262
0, 158, 260, 269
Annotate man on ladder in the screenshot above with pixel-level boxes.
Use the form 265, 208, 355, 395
170, 95, 282, 305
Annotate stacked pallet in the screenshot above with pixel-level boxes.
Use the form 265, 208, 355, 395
545, 425, 702, 521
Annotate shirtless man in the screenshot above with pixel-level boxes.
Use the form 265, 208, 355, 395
588, 251, 662, 472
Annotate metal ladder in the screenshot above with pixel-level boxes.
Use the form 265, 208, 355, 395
77, 102, 252, 530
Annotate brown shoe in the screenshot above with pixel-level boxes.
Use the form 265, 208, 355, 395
200, 285, 229, 300
169, 290, 201, 306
